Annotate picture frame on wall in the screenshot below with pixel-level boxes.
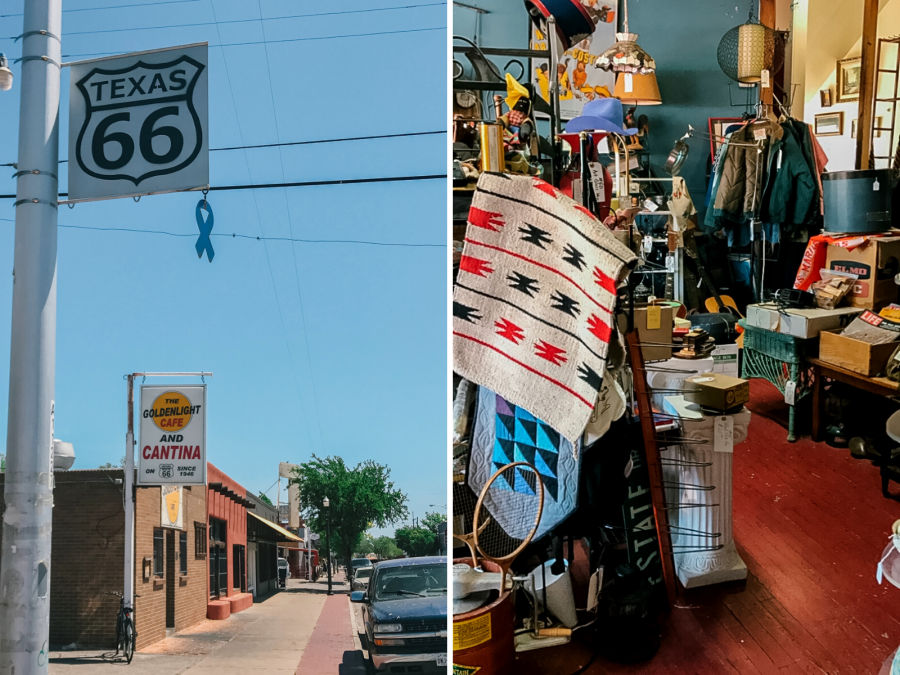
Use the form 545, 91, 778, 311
707, 117, 743, 162
820, 88, 833, 107
815, 111, 844, 136
837, 57, 861, 102
851, 117, 883, 139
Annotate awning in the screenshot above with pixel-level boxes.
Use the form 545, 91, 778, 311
248, 511, 303, 542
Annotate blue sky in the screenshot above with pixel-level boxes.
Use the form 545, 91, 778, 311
0, 0, 448, 536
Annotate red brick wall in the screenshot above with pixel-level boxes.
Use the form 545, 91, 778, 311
0, 471, 124, 649
133, 484, 207, 650
207, 463, 247, 597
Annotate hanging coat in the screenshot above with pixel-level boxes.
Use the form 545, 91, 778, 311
760, 119, 818, 230
704, 120, 783, 232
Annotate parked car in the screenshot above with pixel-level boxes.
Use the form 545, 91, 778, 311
351, 556, 447, 673
351, 557, 373, 580
352, 566, 374, 592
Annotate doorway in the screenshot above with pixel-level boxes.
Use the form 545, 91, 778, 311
209, 517, 227, 599
165, 529, 175, 629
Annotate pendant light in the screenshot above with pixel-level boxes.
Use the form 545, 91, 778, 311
597, 0, 656, 75
717, 9, 776, 84
614, 72, 661, 105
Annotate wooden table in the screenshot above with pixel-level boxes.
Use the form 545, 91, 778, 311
808, 357, 900, 442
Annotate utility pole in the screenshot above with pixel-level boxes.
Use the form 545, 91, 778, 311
0, 1, 62, 672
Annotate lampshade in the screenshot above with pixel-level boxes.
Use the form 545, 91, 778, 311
595, 0, 655, 74
717, 20, 776, 83
614, 72, 661, 105
524, 0, 594, 51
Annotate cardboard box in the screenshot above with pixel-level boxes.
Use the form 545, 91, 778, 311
826, 237, 900, 309
818, 328, 900, 376
711, 344, 740, 378
746, 303, 863, 339
619, 304, 674, 362
684, 372, 750, 412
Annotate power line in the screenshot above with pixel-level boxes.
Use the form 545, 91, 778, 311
0, 0, 200, 18
36, 130, 445, 165
60, 26, 446, 59
207, 0, 317, 456
10, 3, 447, 39
0, 174, 447, 199
256, 0, 328, 459
0, 220, 443, 247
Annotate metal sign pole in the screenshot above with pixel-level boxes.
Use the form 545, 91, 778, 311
123, 372, 211, 609
0, 1, 62, 671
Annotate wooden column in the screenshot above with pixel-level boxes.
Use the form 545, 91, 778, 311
760, 0, 775, 106
856, 0, 879, 169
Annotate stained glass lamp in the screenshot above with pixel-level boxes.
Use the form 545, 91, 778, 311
596, 0, 656, 74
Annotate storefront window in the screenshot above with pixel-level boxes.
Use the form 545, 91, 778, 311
179, 532, 187, 575
153, 528, 164, 576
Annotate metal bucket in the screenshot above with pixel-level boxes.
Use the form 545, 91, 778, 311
453, 558, 516, 675
822, 169, 894, 234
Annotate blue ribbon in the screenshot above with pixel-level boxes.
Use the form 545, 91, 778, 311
195, 199, 214, 262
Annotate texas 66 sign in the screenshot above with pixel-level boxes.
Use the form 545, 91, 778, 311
66, 43, 208, 203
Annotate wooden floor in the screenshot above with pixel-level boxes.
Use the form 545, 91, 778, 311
517, 380, 900, 675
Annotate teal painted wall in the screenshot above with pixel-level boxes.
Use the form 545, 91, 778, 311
453, 0, 757, 213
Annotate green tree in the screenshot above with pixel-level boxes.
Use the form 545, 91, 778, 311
354, 533, 375, 557
422, 512, 447, 535
395, 525, 437, 557
290, 455, 408, 569
373, 535, 402, 560
98, 456, 125, 469
0, 453, 5, 473
258, 492, 273, 506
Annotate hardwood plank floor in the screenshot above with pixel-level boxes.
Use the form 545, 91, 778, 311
515, 379, 900, 674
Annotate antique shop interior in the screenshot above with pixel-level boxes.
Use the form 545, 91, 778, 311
451, 0, 900, 673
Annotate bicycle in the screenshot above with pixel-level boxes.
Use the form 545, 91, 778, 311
107, 591, 139, 663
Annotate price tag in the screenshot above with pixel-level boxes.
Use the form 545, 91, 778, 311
784, 380, 796, 406
588, 162, 605, 201
714, 415, 734, 453
624, 73, 634, 93
587, 567, 604, 611
761, 69, 770, 88
642, 236, 653, 253
874, 179, 881, 191
642, 198, 659, 212
754, 128, 767, 140
646, 305, 661, 330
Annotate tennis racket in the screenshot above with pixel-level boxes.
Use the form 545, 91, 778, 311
473, 461, 544, 594
453, 481, 488, 568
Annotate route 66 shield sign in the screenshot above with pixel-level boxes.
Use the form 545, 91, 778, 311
66, 43, 208, 203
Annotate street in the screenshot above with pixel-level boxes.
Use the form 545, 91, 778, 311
48, 572, 371, 674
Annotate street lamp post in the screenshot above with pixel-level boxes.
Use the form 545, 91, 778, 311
323, 497, 333, 596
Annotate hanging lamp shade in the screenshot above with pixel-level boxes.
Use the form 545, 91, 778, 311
596, 0, 655, 74
717, 20, 776, 83
524, 0, 595, 51
614, 72, 661, 105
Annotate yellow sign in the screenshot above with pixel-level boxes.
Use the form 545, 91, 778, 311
646, 305, 661, 330
453, 614, 491, 651
161, 485, 183, 529
453, 666, 481, 675
148, 391, 194, 433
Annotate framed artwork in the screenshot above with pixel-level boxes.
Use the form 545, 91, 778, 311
708, 117, 743, 162
837, 57, 861, 103
820, 88, 833, 107
815, 111, 844, 136
851, 117, 883, 138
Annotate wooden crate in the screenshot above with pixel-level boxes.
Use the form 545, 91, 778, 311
818, 329, 899, 376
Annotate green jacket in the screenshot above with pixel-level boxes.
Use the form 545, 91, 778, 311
760, 118, 817, 228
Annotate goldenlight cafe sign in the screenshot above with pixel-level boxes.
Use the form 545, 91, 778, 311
138, 385, 207, 485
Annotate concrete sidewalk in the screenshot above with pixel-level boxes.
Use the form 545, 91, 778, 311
48, 570, 351, 674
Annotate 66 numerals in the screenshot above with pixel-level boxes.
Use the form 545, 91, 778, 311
92, 106, 184, 170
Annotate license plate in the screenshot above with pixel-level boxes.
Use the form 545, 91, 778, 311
436, 654, 447, 666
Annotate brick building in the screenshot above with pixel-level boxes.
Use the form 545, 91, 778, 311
205, 463, 253, 620
0, 462, 258, 650
133, 482, 208, 648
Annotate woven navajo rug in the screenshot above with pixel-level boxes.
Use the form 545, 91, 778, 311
468, 387, 580, 541
453, 172, 636, 443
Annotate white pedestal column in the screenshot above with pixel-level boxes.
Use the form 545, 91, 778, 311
663, 398, 751, 588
